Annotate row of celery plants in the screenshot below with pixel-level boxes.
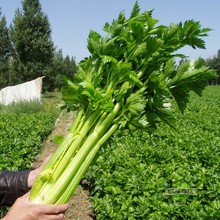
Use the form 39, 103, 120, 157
0, 110, 56, 171
86, 86, 220, 219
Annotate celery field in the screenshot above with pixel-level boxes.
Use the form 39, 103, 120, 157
86, 86, 220, 219
0, 87, 220, 219
0, 100, 58, 171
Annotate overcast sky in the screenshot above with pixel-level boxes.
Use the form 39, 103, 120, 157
1, 0, 220, 63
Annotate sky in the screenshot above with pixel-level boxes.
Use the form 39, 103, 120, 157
1, 0, 220, 63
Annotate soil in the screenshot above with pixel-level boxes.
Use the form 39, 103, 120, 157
31, 111, 95, 220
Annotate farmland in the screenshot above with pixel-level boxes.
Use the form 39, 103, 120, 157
0, 94, 60, 217
86, 86, 220, 219
0, 93, 61, 171
0, 86, 220, 219
0, 112, 55, 170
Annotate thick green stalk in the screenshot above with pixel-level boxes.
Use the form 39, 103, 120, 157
30, 108, 102, 202
29, 132, 74, 200
57, 123, 119, 204
70, 108, 84, 133
31, 103, 120, 204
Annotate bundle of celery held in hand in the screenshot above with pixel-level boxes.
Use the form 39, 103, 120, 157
30, 2, 216, 204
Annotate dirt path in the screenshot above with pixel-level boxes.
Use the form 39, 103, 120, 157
32, 111, 94, 220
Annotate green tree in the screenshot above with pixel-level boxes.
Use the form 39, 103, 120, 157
206, 50, 220, 85
0, 9, 12, 89
10, 0, 54, 86
63, 55, 76, 79
52, 49, 77, 90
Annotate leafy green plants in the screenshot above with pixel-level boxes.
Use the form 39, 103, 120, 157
0, 96, 58, 218
0, 112, 55, 170
0, 100, 43, 114
30, 2, 216, 204
86, 86, 220, 219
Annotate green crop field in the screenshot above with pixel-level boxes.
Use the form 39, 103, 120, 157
0, 112, 55, 170
0, 97, 61, 171
0, 97, 60, 217
1, 87, 220, 219
86, 86, 220, 219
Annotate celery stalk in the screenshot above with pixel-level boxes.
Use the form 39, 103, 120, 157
30, 2, 216, 205
30, 103, 120, 204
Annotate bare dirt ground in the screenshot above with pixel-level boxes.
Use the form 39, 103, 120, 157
32, 111, 95, 220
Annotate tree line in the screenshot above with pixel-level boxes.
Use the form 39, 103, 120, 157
1, 0, 219, 91
0, 0, 76, 91
206, 50, 220, 85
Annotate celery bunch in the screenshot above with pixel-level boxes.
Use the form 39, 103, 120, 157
30, 2, 216, 204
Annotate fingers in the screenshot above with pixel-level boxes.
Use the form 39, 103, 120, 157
28, 155, 52, 188
22, 193, 69, 217
26, 203, 68, 220
41, 203, 69, 215
28, 212, 65, 220
45, 213, 65, 220
25, 192, 69, 214
32, 204, 68, 220
5, 192, 69, 220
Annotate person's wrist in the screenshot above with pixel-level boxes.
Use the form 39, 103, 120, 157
27, 169, 39, 188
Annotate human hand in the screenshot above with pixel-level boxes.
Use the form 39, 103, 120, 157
28, 155, 51, 188
2, 192, 69, 220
